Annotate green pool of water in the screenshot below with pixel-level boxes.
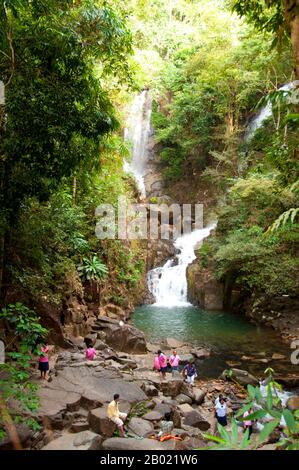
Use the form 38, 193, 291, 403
133, 305, 297, 378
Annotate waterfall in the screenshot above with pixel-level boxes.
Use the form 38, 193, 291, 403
245, 81, 299, 140
124, 90, 152, 197
148, 224, 217, 307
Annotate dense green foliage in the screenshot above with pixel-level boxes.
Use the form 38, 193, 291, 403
149, 0, 298, 299
0, 303, 48, 440
0, 0, 298, 450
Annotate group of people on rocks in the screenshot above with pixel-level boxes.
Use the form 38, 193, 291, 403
214, 394, 253, 436
153, 350, 197, 385
106, 393, 179, 441
107, 392, 254, 441
36, 340, 254, 440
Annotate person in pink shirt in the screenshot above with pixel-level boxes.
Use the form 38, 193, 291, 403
38, 343, 49, 380
169, 350, 181, 376
85, 346, 97, 360
157, 350, 167, 379
153, 353, 160, 372
243, 408, 253, 437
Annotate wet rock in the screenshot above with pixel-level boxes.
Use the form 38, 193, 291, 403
128, 417, 154, 437
183, 410, 210, 431
187, 264, 224, 311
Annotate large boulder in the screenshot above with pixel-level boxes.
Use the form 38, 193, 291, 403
93, 317, 147, 354
88, 408, 116, 437
143, 411, 163, 422
191, 349, 211, 360
166, 338, 184, 349
128, 417, 154, 437
221, 368, 259, 387
141, 383, 159, 397
159, 379, 184, 398
102, 437, 165, 451
178, 403, 194, 416
176, 394, 193, 405
183, 410, 210, 431
193, 388, 206, 405
41, 431, 102, 450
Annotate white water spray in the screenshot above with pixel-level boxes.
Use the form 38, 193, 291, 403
246, 81, 299, 140
148, 224, 217, 307
124, 90, 152, 197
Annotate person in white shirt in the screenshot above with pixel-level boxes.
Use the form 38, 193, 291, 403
214, 394, 224, 407
215, 398, 227, 427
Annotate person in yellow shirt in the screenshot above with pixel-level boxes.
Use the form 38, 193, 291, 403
107, 394, 127, 437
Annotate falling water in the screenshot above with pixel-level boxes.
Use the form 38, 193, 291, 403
245, 81, 299, 140
148, 224, 217, 307
124, 90, 152, 197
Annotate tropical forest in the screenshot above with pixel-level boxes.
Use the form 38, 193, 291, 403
0, 0, 299, 453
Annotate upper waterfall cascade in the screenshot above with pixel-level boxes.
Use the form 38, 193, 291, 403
246, 80, 299, 140
147, 224, 217, 307
124, 90, 152, 197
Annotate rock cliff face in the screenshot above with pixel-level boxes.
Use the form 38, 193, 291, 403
187, 262, 224, 311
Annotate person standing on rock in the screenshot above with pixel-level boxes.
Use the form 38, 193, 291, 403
153, 352, 160, 373
107, 394, 127, 438
183, 361, 197, 386
215, 394, 224, 407
169, 350, 181, 376
38, 342, 49, 380
215, 397, 227, 427
243, 408, 253, 437
157, 350, 168, 379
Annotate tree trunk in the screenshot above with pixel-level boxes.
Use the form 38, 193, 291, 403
284, 1, 299, 80
72, 176, 77, 205
290, 12, 299, 80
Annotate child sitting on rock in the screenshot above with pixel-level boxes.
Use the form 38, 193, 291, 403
85, 338, 97, 360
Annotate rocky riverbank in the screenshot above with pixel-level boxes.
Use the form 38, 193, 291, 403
1, 317, 298, 451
